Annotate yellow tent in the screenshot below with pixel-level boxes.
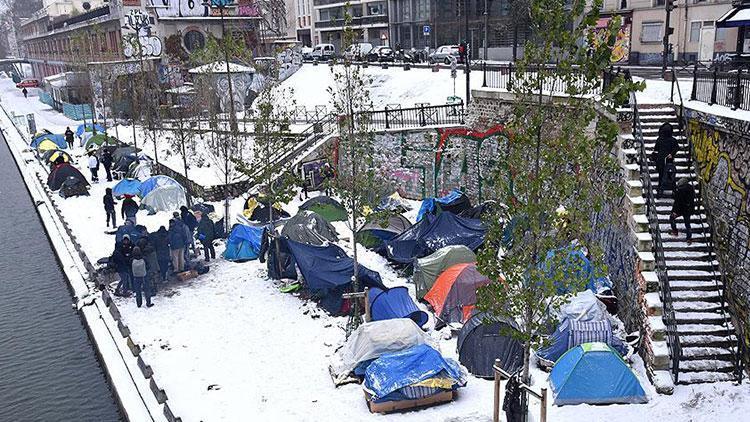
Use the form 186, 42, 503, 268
47, 150, 70, 163
37, 139, 59, 151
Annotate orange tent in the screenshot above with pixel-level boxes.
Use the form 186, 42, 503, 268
424, 263, 492, 324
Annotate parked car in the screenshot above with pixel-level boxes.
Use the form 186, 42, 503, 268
429, 45, 460, 64
344, 42, 374, 61
366, 46, 395, 63
16, 79, 40, 89
301, 46, 314, 60
311, 43, 336, 61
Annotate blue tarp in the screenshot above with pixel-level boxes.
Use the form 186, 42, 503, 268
368, 286, 429, 327
364, 344, 466, 401
112, 179, 142, 197
31, 133, 67, 149
550, 342, 647, 405
115, 224, 148, 245
416, 189, 470, 222
76, 123, 105, 137
224, 225, 263, 261
380, 212, 486, 264
138, 175, 182, 198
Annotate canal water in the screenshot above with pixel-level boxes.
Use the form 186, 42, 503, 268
0, 131, 122, 421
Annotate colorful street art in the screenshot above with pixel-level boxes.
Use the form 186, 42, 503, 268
593, 17, 631, 64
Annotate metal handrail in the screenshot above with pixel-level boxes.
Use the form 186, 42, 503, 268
630, 86, 682, 383
492, 361, 547, 422
670, 66, 745, 382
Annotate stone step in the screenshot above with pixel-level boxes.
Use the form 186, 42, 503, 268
676, 371, 736, 384
668, 269, 719, 281
660, 233, 711, 244
663, 250, 713, 261
656, 214, 708, 224
676, 323, 734, 336
661, 242, 712, 252
664, 259, 719, 271
669, 279, 723, 292
674, 311, 727, 325
638, 107, 676, 115
680, 334, 738, 348
679, 359, 736, 373
658, 223, 712, 234
656, 205, 705, 214
671, 289, 724, 302
681, 346, 735, 361
672, 300, 724, 313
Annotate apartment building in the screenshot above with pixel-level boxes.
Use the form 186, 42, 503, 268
295, 0, 314, 46
311, 0, 389, 50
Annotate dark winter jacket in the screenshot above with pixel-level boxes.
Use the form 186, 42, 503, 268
100, 150, 113, 168
112, 240, 133, 273
196, 217, 215, 243
151, 228, 171, 261
137, 238, 159, 276
181, 207, 198, 232
103, 191, 115, 211
672, 182, 696, 216
121, 197, 139, 219
168, 219, 188, 250
64, 129, 74, 144
654, 123, 680, 165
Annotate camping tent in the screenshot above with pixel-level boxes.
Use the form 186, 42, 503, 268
224, 224, 263, 261
47, 163, 88, 190
41, 149, 71, 165
281, 211, 338, 246
75, 123, 105, 137
245, 199, 291, 223
299, 196, 347, 222
36, 139, 61, 152
262, 232, 298, 280
368, 287, 429, 328
283, 239, 386, 314
60, 176, 89, 198
112, 179, 142, 197
376, 192, 412, 213
84, 134, 118, 150
457, 313, 524, 378
126, 161, 152, 181
142, 184, 187, 212
460, 200, 496, 220
413, 245, 477, 299
537, 318, 628, 365
356, 214, 411, 249
380, 212, 485, 265
31, 133, 67, 150
549, 342, 647, 405
424, 263, 491, 324
138, 175, 182, 198
331, 319, 437, 382
416, 189, 472, 221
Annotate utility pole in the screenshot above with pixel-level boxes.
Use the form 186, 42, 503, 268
465, 0, 471, 104
662, 0, 675, 78
483, 0, 489, 61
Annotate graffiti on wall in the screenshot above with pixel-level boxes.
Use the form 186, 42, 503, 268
122, 9, 162, 59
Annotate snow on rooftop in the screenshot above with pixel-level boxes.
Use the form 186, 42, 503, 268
188, 61, 256, 74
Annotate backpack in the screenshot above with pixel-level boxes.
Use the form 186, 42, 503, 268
662, 161, 677, 192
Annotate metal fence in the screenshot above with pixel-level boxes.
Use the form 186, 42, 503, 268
481, 63, 616, 96
691, 66, 750, 111
361, 103, 465, 131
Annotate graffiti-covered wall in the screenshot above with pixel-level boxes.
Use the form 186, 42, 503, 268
685, 108, 750, 366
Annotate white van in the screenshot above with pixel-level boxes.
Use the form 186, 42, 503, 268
312, 43, 336, 60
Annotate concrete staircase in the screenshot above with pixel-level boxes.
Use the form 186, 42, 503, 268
622, 105, 739, 391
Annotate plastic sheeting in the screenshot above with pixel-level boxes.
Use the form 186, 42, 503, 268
368, 287, 429, 328
138, 175, 182, 198
112, 179, 142, 197
224, 225, 263, 261
363, 344, 466, 400
537, 318, 628, 364
299, 196, 347, 222
281, 211, 338, 246
141, 185, 187, 212
416, 189, 472, 222
413, 245, 476, 299
557, 290, 610, 323
380, 213, 485, 265
550, 342, 647, 405
330, 319, 437, 381
457, 313, 523, 378
75, 123, 105, 137
31, 133, 67, 149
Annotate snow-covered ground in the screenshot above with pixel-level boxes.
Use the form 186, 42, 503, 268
3, 75, 750, 421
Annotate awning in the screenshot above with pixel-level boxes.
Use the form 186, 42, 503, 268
717, 7, 750, 28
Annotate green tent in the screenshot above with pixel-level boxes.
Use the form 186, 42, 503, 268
299, 196, 348, 223
413, 245, 477, 299
84, 134, 118, 149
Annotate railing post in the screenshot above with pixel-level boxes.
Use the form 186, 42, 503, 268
508, 62, 513, 90
710, 67, 718, 105
493, 359, 500, 422
482, 61, 487, 88
419, 104, 426, 127
385, 107, 390, 129
691, 62, 698, 101
732, 69, 743, 110
540, 387, 548, 422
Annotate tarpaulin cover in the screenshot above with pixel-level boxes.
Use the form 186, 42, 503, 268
543, 246, 595, 294
224, 224, 263, 261
299, 196, 347, 222
138, 175, 183, 198
368, 286, 429, 327
416, 189, 472, 222
31, 133, 67, 149
537, 318, 628, 364
142, 185, 187, 212
115, 224, 149, 245
356, 214, 412, 249
457, 313, 523, 378
376, 192, 412, 213
127, 162, 152, 181
413, 245, 476, 299
549, 342, 647, 405
47, 163, 88, 190
364, 344, 466, 400
250, 202, 291, 223
381, 213, 485, 265
281, 211, 338, 246
557, 290, 610, 324
330, 319, 437, 382
424, 263, 491, 324
113, 179, 142, 197
75, 123, 105, 137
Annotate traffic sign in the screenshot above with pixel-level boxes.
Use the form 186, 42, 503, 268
423, 25, 431, 36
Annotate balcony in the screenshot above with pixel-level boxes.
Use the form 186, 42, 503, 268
315, 14, 388, 29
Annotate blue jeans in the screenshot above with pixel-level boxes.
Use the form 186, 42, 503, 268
116, 271, 131, 294
132, 276, 152, 307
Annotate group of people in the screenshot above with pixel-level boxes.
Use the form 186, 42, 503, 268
64, 126, 114, 183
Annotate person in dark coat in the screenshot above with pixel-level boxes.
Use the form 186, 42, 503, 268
168, 214, 188, 273
137, 237, 160, 295
103, 187, 117, 228
130, 246, 153, 308
151, 226, 171, 283
670, 178, 695, 243
22, 87, 27, 98
180, 206, 197, 259
195, 211, 216, 261
121, 195, 139, 225
112, 235, 133, 296
64, 127, 74, 149
652, 122, 680, 196
101, 148, 113, 182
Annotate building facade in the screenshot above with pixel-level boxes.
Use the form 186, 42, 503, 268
311, 0, 389, 50
295, 0, 314, 46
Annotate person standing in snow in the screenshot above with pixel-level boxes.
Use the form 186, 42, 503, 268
101, 148, 113, 182
168, 214, 188, 273
180, 206, 197, 260
22, 87, 27, 98
131, 247, 153, 308
87, 150, 99, 183
137, 237, 160, 297
121, 195, 139, 225
195, 211, 216, 262
151, 226, 171, 286
103, 187, 117, 228
112, 235, 133, 296
64, 127, 74, 149
670, 178, 695, 244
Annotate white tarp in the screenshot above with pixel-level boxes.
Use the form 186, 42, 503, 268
142, 185, 187, 212
557, 290, 610, 323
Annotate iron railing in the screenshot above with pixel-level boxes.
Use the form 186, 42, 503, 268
630, 85, 682, 383
690, 64, 750, 111
481, 63, 615, 96
672, 66, 745, 383
361, 103, 464, 131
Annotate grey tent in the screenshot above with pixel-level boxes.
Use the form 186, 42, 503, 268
280, 210, 338, 246
457, 313, 524, 378
141, 184, 187, 212
413, 245, 476, 299
356, 214, 412, 249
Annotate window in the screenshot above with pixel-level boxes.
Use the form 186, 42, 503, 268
716, 27, 728, 41
690, 21, 701, 43
641, 21, 662, 43
368, 2, 386, 16
183, 30, 206, 52
654, 0, 665, 6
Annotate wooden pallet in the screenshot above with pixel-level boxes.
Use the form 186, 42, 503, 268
365, 390, 456, 414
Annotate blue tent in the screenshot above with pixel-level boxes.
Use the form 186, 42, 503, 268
112, 178, 142, 197
416, 189, 472, 222
31, 133, 67, 149
364, 344, 466, 402
380, 212, 486, 264
224, 225, 263, 261
138, 175, 181, 198
550, 342, 647, 405
284, 239, 387, 314
368, 286, 429, 327
537, 319, 628, 364
76, 123, 106, 137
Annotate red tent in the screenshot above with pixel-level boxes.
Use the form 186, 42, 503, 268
424, 263, 491, 324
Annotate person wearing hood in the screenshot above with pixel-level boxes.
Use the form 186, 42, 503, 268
168, 213, 188, 273
64, 127, 74, 149
112, 235, 133, 296
181, 206, 197, 260
671, 178, 696, 243
101, 148, 113, 182
151, 226, 171, 284
87, 150, 100, 183
103, 187, 117, 228
137, 236, 160, 295
131, 246, 153, 308
121, 195, 139, 225
195, 211, 216, 261
652, 122, 680, 196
